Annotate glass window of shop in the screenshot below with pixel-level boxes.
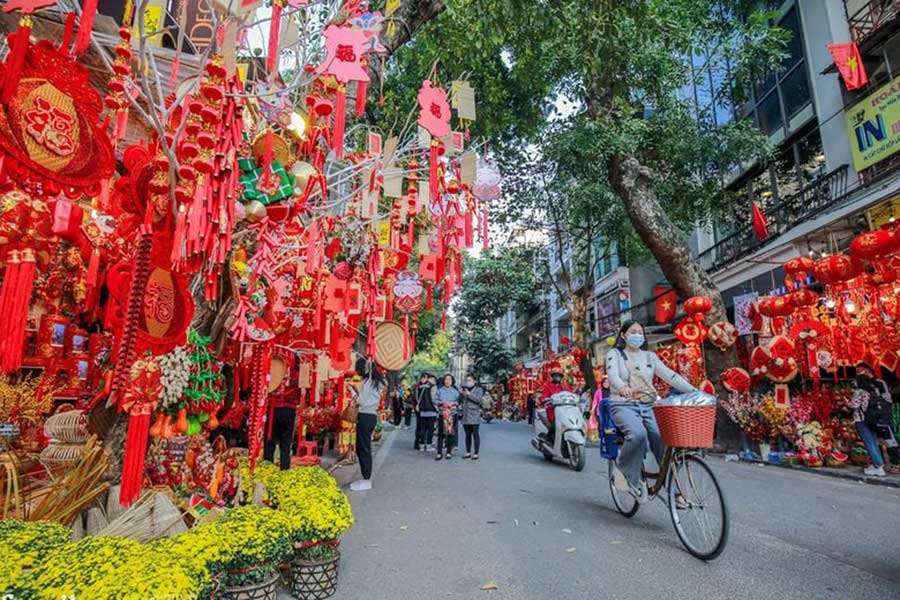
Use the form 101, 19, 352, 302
592, 237, 620, 282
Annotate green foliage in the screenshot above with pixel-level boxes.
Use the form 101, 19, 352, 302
406, 329, 453, 379
455, 248, 537, 329
458, 328, 515, 381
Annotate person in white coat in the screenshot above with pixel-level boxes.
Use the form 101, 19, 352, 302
606, 320, 697, 502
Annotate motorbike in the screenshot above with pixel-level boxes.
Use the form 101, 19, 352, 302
530, 391, 586, 471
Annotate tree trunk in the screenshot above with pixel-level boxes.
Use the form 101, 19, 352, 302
608, 153, 741, 450
382, 0, 447, 53
568, 292, 597, 393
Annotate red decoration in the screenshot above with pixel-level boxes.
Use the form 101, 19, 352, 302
751, 202, 768, 240
654, 286, 677, 324
758, 296, 794, 317
789, 289, 818, 309
683, 295, 712, 317
827, 43, 868, 90
708, 321, 737, 351
720, 367, 751, 393
849, 229, 900, 259
416, 81, 451, 138
812, 254, 862, 285
673, 318, 708, 346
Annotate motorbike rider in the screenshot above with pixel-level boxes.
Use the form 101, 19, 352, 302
540, 362, 570, 442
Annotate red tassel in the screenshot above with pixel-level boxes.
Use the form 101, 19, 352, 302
86, 247, 101, 288
74, 0, 99, 56
119, 412, 151, 506
0, 252, 21, 363
1, 250, 35, 373
60, 12, 76, 55
2, 19, 32, 103
464, 211, 473, 248
267, 0, 283, 73
115, 109, 129, 144
262, 129, 274, 178
356, 80, 367, 117
426, 281, 433, 310
429, 141, 440, 203
333, 86, 346, 159
440, 310, 447, 330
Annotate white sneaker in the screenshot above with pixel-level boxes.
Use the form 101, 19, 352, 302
628, 480, 649, 504
864, 465, 886, 477
350, 479, 373, 491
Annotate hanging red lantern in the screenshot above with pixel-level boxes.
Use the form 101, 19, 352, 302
789, 289, 819, 309
684, 295, 713, 315
758, 296, 793, 317
849, 229, 900, 259
812, 254, 863, 285
784, 256, 815, 276
870, 270, 898, 286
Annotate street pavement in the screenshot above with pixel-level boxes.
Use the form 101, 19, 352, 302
332, 420, 900, 600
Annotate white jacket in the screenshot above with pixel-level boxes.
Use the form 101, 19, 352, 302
605, 348, 695, 404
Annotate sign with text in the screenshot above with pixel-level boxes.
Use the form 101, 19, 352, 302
846, 79, 900, 171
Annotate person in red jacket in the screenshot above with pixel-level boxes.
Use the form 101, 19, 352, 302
540, 363, 570, 440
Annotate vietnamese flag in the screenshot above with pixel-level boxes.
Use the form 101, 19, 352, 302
827, 42, 868, 90
654, 286, 677, 324
752, 201, 769, 240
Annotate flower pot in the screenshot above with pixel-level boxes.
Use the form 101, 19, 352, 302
849, 454, 871, 467
290, 551, 340, 600
803, 457, 823, 468
223, 570, 280, 600
758, 442, 771, 462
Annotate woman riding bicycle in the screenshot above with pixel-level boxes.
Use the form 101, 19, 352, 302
606, 320, 698, 502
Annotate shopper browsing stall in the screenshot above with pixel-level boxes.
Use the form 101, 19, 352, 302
851, 367, 899, 477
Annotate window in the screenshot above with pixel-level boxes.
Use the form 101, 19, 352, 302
781, 64, 811, 119
757, 91, 783, 135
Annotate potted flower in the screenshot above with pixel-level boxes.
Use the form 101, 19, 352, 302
849, 446, 870, 467
266, 466, 353, 599
796, 421, 827, 467
0, 519, 70, 585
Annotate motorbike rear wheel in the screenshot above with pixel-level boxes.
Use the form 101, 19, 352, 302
567, 442, 585, 471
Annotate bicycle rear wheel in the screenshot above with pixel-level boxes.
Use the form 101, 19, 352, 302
608, 459, 639, 517
667, 453, 728, 560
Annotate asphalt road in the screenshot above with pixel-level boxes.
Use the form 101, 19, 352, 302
331, 420, 900, 600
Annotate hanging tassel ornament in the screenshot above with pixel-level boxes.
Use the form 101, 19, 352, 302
333, 85, 347, 159
0, 249, 36, 373
73, 0, 100, 56
356, 58, 369, 117
429, 140, 442, 203
267, 0, 284, 74
2, 17, 32, 103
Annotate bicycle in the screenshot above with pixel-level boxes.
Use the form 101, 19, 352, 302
608, 445, 729, 560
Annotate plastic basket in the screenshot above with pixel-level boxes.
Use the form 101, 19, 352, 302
653, 405, 715, 448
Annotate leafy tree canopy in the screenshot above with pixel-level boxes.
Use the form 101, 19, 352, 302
455, 248, 537, 329
458, 328, 515, 382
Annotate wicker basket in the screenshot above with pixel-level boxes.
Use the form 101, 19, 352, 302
43, 410, 89, 443
290, 552, 340, 600
222, 570, 280, 600
38, 442, 85, 465
653, 405, 716, 449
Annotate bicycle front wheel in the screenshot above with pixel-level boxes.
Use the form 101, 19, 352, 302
667, 453, 728, 560
608, 459, 639, 518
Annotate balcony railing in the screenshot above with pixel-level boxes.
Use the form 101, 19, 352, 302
698, 164, 850, 273
848, 0, 900, 48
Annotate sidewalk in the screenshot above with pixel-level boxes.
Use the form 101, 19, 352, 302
723, 455, 900, 489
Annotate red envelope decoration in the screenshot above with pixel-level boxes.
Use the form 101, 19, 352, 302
673, 318, 708, 346
417, 80, 451, 137
721, 367, 751, 393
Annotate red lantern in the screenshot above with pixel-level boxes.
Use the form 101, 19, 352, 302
870, 270, 898, 286
784, 256, 815, 276
683, 296, 713, 316
812, 254, 863, 285
758, 296, 793, 317
849, 229, 900, 259
789, 289, 819, 308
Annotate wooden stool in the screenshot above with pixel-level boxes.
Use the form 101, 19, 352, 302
296, 440, 318, 458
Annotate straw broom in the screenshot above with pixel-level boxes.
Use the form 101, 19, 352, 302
29, 436, 110, 525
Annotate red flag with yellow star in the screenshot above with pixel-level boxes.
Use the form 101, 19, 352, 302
654, 286, 677, 324
827, 42, 868, 90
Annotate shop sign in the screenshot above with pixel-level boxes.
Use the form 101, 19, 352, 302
846, 78, 900, 171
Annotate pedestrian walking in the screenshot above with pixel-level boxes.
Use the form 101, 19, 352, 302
351, 357, 385, 492
414, 373, 437, 451
526, 392, 536, 425
401, 375, 415, 429
390, 387, 403, 426
434, 373, 460, 460
851, 366, 900, 476
460, 374, 485, 459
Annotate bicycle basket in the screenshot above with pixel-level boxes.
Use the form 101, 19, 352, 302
654, 393, 717, 448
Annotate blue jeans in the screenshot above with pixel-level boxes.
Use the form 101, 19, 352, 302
610, 403, 663, 486
855, 421, 885, 467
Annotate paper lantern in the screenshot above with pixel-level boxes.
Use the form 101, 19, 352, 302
684, 295, 713, 315
789, 289, 818, 308
849, 229, 900, 259
758, 296, 793, 317
812, 254, 862, 285
784, 256, 815, 276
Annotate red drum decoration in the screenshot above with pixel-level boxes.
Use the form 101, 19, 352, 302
789, 289, 818, 309
812, 254, 862, 285
849, 229, 900, 260
758, 296, 793, 317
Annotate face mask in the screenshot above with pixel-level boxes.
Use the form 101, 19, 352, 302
626, 334, 644, 348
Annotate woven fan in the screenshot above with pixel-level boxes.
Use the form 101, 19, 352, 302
374, 321, 411, 371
